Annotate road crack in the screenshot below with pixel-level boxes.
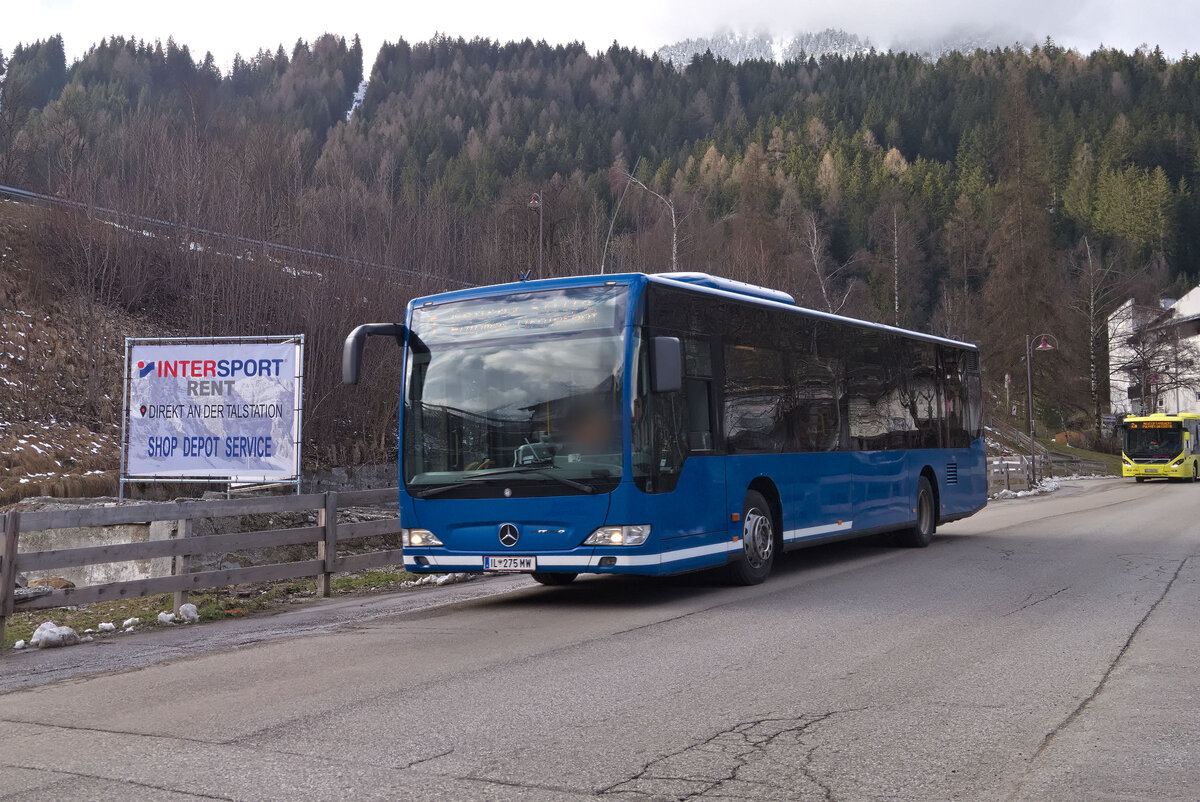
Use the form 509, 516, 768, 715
1025, 555, 1190, 767
599, 710, 862, 800
1002, 586, 1069, 617
0, 760, 233, 800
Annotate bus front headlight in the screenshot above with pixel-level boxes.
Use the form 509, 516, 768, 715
402, 528, 442, 547
584, 525, 651, 546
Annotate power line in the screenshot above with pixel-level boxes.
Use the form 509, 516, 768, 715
0, 183, 477, 289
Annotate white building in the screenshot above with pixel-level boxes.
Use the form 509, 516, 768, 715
1108, 284, 1200, 417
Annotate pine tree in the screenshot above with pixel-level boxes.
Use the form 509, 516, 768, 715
981, 76, 1066, 406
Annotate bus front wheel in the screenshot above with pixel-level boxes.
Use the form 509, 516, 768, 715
531, 572, 577, 586
728, 490, 776, 586
896, 476, 936, 548
1135, 477, 1145, 483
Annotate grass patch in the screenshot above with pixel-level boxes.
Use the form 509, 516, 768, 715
3, 567, 420, 649
3, 594, 174, 648
331, 567, 418, 593
1039, 438, 1123, 477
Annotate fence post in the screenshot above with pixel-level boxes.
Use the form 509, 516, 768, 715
173, 518, 193, 614
316, 491, 337, 597
0, 512, 20, 645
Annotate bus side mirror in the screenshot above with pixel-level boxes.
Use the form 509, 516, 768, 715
652, 336, 682, 393
343, 323, 408, 385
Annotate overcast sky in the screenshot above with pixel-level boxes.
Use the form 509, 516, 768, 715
7, 0, 1199, 73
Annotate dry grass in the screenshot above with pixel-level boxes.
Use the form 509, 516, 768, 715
0, 200, 127, 505
3, 566, 419, 649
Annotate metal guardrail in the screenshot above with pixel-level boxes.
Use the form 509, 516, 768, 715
0, 488, 402, 643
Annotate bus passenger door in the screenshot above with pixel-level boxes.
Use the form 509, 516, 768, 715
664, 337, 726, 540
679, 337, 725, 538
632, 335, 725, 543
844, 333, 911, 530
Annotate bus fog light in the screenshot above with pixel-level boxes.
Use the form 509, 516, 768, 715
584, 525, 650, 546
403, 528, 442, 547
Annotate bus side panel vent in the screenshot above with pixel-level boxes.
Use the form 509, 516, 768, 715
945, 462, 959, 485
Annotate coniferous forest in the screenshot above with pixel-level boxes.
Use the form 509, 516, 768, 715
2, 32, 1199, 462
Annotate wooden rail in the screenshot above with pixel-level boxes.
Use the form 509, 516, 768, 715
0, 488, 402, 644
988, 455, 1111, 494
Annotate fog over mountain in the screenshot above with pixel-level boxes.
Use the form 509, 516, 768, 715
6, 0, 1195, 75
643, 0, 1189, 59
654, 27, 1040, 66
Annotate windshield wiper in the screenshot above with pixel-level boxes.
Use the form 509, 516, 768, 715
414, 481, 477, 499
470, 466, 596, 493
413, 465, 595, 498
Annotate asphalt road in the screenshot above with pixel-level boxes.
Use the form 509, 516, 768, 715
1, 477, 1197, 801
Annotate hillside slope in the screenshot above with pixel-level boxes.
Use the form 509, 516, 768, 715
0, 200, 132, 503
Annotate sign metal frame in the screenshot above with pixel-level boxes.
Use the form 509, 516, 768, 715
119, 335, 305, 498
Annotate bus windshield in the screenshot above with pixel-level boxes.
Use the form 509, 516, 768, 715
1124, 425, 1182, 459
403, 286, 627, 495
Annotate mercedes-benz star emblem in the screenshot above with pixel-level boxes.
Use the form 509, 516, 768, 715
498, 523, 519, 547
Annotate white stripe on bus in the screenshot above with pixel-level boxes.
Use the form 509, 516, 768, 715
782, 520, 853, 541
403, 541, 742, 570
402, 522, 854, 571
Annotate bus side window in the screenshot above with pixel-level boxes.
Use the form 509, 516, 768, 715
783, 355, 840, 452
724, 344, 787, 453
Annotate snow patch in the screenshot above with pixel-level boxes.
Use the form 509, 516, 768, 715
30, 621, 80, 648
178, 603, 199, 623
992, 479, 1061, 500
157, 611, 176, 625
98, 622, 116, 632
404, 572, 475, 588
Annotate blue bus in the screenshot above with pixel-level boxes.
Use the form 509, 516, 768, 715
343, 272, 986, 585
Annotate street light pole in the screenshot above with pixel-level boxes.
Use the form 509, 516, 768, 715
1026, 335, 1035, 483
528, 191, 544, 279
1026, 333, 1058, 485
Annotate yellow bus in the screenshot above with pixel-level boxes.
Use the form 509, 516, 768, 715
1121, 413, 1200, 482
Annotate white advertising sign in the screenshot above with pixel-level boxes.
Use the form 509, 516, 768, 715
125, 342, 302, 480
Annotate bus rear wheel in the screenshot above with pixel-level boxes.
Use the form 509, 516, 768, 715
896, 476, 936, 548
728, 490, 776, 586
1135, 477, 1145, 483
531, 571, 577, 586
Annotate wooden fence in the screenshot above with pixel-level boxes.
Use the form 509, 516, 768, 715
0, 488, 401, 644
988, 457, 1032, 493
988, 455, 1111, 494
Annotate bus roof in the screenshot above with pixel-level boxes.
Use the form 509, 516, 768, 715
1122, 412, 1200, 422
408, 272, 979, 351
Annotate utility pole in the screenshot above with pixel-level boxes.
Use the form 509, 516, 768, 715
892, 203, 899, 326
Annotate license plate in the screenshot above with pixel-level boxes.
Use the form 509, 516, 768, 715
484, 555, 537, 572
1145, 468, 1159, 473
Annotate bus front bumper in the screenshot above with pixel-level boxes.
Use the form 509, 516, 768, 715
402, 540, 744, 577
1123, 463, 1188, 478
